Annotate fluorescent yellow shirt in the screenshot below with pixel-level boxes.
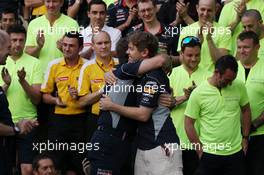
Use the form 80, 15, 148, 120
237, 59, 264, 136
185, 79, 249, 155
178, 22, 232, 72
78, 57, 118, 115
25, 14, 79, 74
41, 58, 86, 115
258, 38, 264, 59
218, 0, 264, 55
0, 54, 42, 122
169, 65, 211, 149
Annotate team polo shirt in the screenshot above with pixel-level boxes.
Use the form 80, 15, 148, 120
136, 68, 179, 150
169, 65, 211, 149
78, 57, 119, 115
0, 54, 42, 123
185, 79, 249, 155
41, 57, 86, 115
80, 25, 121, 59
236, 59, 264, 136
130, 23, 179, 55
218, 0, 264, 55
259, 38, 264, 59
25, 14, 79, 73
98, 62, 142, 134
177, 22, 232, 72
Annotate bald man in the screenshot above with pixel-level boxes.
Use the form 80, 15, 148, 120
78, 31, 119, 141
178, 0, 232, 72
240, 9, 264, 59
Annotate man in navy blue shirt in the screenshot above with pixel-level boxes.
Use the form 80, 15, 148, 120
87, 31, 171, 175
100, 31, 182, 175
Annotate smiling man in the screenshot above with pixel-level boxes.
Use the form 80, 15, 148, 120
41, 31, 87, 175
25, 0, 79, 74
178, 0, 231, 72
80, 0, 121, 59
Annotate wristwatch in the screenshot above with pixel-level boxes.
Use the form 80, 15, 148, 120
13, 125, 21, 136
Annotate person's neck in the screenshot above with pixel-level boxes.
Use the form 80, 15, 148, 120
208, 75, 219, 89
183, 64, 198, 77
241, 56, 258, 69
11, 53, 22, 61
46, 13, 61, 26
65, 57, 79, 67
144, 19, 160, 34
97, 56, 112, 66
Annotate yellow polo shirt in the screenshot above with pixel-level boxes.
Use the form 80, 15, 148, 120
78, 57, 118, 115
41, 57, 86, 115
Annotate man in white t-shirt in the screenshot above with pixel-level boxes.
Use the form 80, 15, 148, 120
80, 0, 121, 59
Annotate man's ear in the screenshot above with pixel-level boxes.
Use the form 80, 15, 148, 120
141, 48, 149, 58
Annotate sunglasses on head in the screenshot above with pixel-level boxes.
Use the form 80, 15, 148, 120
181, 36, 200, 47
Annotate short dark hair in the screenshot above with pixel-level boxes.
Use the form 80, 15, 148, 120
137, 0, 156, 7
116, 37, 129, 64
7, 24, 26, 35
0, 8, 17, 20
215, 55, 238, 75
32, 153, 56, 171
181, 36, 201, 52
64, 31, 83, 47
242, 9, 262, 21
88, 0, 107, 12
128, 31, 159, 57
238, 31, 260, 46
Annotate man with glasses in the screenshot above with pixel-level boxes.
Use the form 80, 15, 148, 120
185, 55, 251, 175
178, 0, 231, 72
130, 0, 180, 66
162, 36, 210, 175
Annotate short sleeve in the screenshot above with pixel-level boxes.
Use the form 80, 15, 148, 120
114, 61, 142, 80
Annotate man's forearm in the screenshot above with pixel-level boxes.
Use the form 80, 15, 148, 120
25, 46, 42, 58
251, 112, 264, 132
20, 81, 41, 105
109, 103, 151, 122
78, 91, 102, 108
207, 38, 227, 63
185, 116, 203, 151
241, 104, 252, 137
0, 123, 14, 136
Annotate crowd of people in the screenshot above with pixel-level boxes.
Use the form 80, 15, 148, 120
0, 0, 264, 175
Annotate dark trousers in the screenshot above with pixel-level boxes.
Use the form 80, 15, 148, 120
183, 150, 199, 175
246, 135, 264, 175
88, 129, 133, 175
48, 113, 87, 174
86, 114, 99, 142
195, 150, 245, 175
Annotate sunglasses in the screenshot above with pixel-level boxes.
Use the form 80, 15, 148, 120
181, 36, 200, 47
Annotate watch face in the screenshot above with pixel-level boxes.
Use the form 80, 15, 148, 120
14, 126, 20, 133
